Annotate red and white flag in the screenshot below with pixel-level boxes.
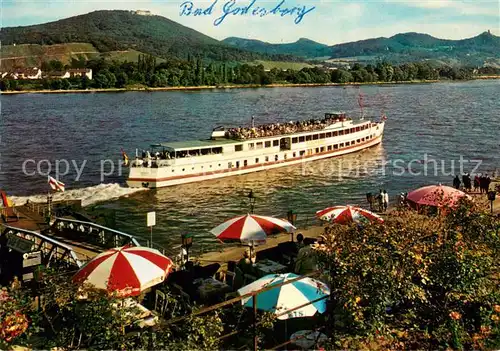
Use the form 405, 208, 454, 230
48, 176, 65, 192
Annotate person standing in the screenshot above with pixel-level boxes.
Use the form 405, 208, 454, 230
383, 190, 389, 212
474, 175, 480, 192
453, 175, 461, 190
377, 189, 384, 212
485, 174, 491, 193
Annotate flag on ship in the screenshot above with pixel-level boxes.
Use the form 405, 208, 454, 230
48, 176, 65, 192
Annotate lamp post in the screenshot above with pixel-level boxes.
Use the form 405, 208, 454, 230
287, 210, 297, 242
487, 191, 496, 214
248, 190, 256, 214
181, 233, 193, 265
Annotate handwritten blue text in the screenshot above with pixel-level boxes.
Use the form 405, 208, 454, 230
179, 0, 316, 26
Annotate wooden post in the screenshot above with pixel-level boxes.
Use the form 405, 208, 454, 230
253, 294, 258, 351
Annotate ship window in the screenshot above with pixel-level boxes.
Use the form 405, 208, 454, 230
320, 147, 325, 152
306, 135, 312, 141
356, 127, 360, 132
256, 142, 263, 149
210, 165, 212, 168
182, 168, 185, 171
236, 161, 240, 168
299, 136, 305, 142
265, 156, 269, 162
339, 130, 344, 136
333, 131, 338, 137
293, 152, 296, 157
350, 128, 355, 133
248, 143, 255, 150
319, 133, 325, 139
340, 143, 344, 148
362, 138, 365, 142
292, 137, 298, 143
334, 144, 338, 149
284, 154, 287, 160
273, 140, 279, 147
228, 162, 232, 168
346, 141, 350, 146
235, 144, 243, 152
326, 132, 332, 138
313, 134, 319, 140
172, 169, 175, 172
327, 146, 332, 151
255, 158, 259, 163
315, 148, 319, 153
192, 167, 195, 170
357, 139, 361, 143
201, 148, 209, 155
300, 150, 305, 156
275, 155, 278, 161
212, 147, 222, 154
265, 141, 271, 148
219, 163, 221, 167
243, 160, 247, 167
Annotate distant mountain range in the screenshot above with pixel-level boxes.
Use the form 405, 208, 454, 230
224, 32, 500, 66
1, 10, 499, 68
222, 37, 332, 59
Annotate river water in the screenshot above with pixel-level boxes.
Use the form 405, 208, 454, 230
1, 80, 499, 253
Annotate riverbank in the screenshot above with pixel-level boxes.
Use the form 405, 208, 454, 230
3, 77, 497, 95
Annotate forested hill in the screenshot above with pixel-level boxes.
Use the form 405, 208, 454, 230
0, 10, 293, 62
223, 31, 500, 66
222, 37, 332, 59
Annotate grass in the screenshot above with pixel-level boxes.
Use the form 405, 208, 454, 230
0, 43, 164, 70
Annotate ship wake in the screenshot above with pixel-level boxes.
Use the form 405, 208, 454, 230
10, 183, 146, 207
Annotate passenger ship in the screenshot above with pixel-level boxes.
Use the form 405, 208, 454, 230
127, 112, 385, 188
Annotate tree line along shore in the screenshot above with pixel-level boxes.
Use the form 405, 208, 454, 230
1, 54, 499, 93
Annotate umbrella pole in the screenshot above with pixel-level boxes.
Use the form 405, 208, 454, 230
284, 320, 288, 350
253, 294, 258, 351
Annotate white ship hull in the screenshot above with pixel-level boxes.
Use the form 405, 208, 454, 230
127, 120, 385, 188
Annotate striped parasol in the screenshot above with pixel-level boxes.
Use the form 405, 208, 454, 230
316, 205, 384, 224
238, 273, 330, 320
72, 245, 173, 297
210, 214, 296, 246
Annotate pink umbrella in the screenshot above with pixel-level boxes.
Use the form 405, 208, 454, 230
407, 185, 468, 208
210, 214, 296, 246
316, 205, 384, 224
73, 245, 173, 297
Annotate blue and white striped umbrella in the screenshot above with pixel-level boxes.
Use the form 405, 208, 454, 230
237, 273, 330, 320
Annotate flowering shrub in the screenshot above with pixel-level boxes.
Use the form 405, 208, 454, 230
315, 198, 500, 349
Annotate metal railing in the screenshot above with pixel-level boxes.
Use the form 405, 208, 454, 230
1, 225, 85, 268
49, 217, 141, 249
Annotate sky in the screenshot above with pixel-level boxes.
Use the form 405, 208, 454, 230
2, 0, 499, 45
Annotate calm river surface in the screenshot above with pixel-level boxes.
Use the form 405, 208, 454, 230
1, 80, 499, 253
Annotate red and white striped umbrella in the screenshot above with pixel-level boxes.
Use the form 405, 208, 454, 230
210, 214, 296, 245
73, 245, 173, 297
316, 205, 384, 224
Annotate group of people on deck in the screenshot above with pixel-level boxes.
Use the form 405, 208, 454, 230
225, 115, 348, 140
453, 173, 492, 193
